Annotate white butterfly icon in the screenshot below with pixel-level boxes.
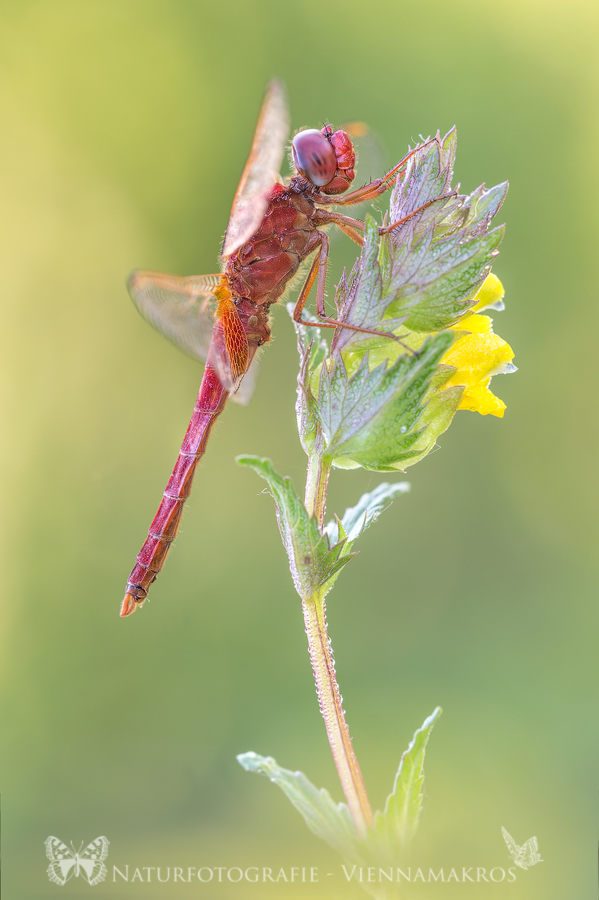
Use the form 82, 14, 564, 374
44, 835, 109, 886
501, 827, 543, 869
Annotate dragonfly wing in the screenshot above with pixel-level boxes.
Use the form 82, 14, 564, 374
336, 120, 386, 222
230, 350, 261, 405
128, 270, 220, 362
222, 79, 290, 258
208, 295, 250, 396
129, 270, 261, 402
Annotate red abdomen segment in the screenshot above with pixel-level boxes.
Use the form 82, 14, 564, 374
121, 365, 228, 617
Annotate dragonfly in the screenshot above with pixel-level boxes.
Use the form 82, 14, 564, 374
121, 79, 439, 617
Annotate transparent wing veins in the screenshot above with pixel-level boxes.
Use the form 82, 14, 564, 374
127, 269, 260, 404
128, 269, 219, 363
222, 79, 290, 258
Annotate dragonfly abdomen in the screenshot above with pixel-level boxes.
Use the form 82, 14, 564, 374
120, 365, 228, 617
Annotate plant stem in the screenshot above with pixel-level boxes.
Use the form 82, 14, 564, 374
303, 590, 374, 836
304, 444, 331, 529
303, 447, 373, 836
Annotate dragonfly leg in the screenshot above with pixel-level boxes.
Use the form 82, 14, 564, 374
292, 249, 323, 324
314, 137, 440, 208
379, 191, 458, 234
313, 209, 365, 246
316, 192, 456, 246
292, 233, 409, 346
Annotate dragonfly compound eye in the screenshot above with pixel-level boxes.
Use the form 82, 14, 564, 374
292, 129, 338, 187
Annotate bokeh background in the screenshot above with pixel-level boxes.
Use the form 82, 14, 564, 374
1, 0, 597, 897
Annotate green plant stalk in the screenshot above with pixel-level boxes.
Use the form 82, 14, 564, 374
302, 591, 373, 836
304, 437, 330, 529
303, 447, 374, 837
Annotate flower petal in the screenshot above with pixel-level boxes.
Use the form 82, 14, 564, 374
441, 313, 514, 417
470, 273, 505, 313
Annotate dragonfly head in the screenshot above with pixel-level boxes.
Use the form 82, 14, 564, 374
292, 125, 356, 195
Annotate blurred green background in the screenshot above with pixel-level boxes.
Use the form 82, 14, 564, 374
0, 0, 597, 897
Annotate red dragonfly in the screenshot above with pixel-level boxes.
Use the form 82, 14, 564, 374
121, 80, 435, 616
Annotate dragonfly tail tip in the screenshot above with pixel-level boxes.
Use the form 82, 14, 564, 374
120, 591, 140, 617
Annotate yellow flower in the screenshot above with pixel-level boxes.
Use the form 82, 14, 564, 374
441, 275, 514, 418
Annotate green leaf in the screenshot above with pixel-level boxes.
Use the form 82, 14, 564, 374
287, 303, 328, 456
238, 711, 442, 899
332, 217, 405, 340
371, 707, 442, 857
397, 385, 463, 468
392, 227, 505, 333
237, 752, 365, 863
320, 332, 454, 471
331, 129, 509, 343
324, 481, 410, 546
286, 300, 326, 358
236, 456, 356, 600
465, 181, 509, 228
